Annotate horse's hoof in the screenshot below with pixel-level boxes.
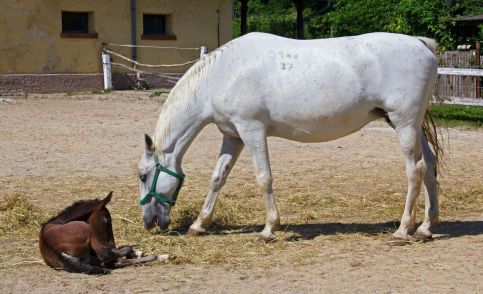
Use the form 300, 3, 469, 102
256, 233, 277, 243
187, 228, 204, 236
413, 231, 433, 242
388, 237, 411, 246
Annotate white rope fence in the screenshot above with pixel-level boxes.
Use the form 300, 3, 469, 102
105, 48, 200, 68
111, 62, 180, 82
101, 43, 208, 89
104, 43, 200, 51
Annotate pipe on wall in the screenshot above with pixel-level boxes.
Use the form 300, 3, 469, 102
131, 0, 137, 61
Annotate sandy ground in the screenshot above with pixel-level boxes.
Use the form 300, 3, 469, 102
0, 92, 482, 293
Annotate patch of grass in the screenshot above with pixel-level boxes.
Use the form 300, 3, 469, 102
430, 104, 483, 128
151, 89, 171, 97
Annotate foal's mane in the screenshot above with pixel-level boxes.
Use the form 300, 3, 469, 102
44, 193, 112, 225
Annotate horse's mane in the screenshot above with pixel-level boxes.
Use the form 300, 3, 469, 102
44, 194, 111, 225
153, 43, 230, 150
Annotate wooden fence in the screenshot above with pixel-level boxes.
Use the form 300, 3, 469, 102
437, 49, 482, 100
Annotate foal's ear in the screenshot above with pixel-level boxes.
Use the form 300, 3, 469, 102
102, 191, 113, 206
145, 134, 154, 153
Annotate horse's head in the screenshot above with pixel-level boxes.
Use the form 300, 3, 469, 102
138, 134, 184, 231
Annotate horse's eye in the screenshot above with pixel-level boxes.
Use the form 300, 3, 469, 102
140, 174, 148, 183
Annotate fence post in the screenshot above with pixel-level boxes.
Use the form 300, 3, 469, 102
200, 46, 208, 59
476, 41, 481, 98
102, 51, 113, 90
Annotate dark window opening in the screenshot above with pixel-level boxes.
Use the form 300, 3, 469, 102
62, 12, 89, 33
143, 14, 166, 35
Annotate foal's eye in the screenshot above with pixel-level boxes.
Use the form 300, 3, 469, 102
140, 174, 148, 183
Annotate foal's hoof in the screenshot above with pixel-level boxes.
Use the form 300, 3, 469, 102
187, 228, 205, 236
388, 237, 411, 246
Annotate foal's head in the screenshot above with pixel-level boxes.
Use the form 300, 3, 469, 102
87, 192, 115, 246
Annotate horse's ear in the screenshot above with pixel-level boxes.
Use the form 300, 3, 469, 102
102, 191, 113, 206
145, 134, 154, 153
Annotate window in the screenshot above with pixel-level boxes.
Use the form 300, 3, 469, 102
61, 11, 97, 38
142, 14, 176, 40
143, 14, 166, 35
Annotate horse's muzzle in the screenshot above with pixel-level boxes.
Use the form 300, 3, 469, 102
144, 216, 157, 230
157, 217, 171, 232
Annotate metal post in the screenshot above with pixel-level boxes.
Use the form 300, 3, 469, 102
200, 46, 208, 59
102, 51, 112, 90
131, 0, 137, 62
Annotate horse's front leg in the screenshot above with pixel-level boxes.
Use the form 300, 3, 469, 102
238, 126, 280, 242
188, 135, 244, 235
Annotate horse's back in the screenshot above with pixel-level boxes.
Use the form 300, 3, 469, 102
219, 32, 437, 97
208, 32, 437, 141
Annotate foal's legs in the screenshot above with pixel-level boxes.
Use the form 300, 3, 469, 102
392, 124, 426, 241
237, 126, 280, 242
414, 135, 439, 240
189, 135, 244, 234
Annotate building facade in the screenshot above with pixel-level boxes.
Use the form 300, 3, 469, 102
0, 0, 233, 93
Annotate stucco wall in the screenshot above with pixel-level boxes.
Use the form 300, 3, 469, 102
0, 0, 233, 74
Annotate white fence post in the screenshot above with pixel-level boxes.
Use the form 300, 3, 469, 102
200, 46, 208, 59
102, 51, 112, 90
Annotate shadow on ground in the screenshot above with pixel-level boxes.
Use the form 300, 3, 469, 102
170, 219, 483, 241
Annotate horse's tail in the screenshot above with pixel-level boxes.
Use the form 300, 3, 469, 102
39, 225, 108, 275
417, 37, 438, 54
422, 110, 443, 175
418, 36, 442, 174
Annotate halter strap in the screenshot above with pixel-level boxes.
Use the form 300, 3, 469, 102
139, 155, 185, 206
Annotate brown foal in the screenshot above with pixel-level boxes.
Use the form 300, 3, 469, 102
39, 192, 156, 274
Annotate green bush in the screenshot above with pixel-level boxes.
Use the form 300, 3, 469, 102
430, 104, 483, 127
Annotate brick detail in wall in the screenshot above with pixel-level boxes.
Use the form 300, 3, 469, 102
0, 73, 182, 94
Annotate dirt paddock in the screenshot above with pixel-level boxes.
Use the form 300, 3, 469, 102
1, 92, 482, 293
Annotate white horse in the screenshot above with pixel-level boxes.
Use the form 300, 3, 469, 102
138, 32, 441, 243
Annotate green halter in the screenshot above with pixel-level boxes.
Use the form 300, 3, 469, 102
139, 155, 185, 206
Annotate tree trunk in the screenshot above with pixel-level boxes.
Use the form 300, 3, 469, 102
240, 0, 249, 36
293, 0, 304, 39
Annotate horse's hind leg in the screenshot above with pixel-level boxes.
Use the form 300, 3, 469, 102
189, 135, 244, 234
414, 135, 439, 240
392, 123, 426, 241
61, 252, 108, 275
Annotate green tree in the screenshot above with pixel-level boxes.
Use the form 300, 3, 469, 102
385, 0, 455, 49
232, 0, 481, 50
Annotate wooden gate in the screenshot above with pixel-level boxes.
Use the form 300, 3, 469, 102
438, 48, 482, 100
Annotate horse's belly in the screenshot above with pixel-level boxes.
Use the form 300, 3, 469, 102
43, 222, 92, 256
267, 111, 378, 142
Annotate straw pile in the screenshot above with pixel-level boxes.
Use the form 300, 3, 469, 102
1, 182, 481, 268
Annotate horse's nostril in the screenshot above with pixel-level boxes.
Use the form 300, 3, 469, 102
144, 216, 157, 230
158, 218, 171, 232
